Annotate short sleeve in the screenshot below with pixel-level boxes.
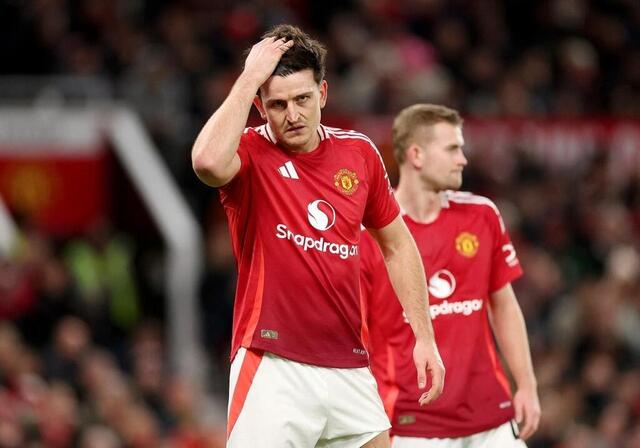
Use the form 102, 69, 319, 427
488, 205, 523, 293
362, 143, 400, 229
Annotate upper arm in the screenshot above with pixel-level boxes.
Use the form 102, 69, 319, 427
367, 215, 410, 259
361, 140, 399, 229
193, 153, 242, 188
485, 204, 523, 292
489, 282, 517, 307
488, 283, 522, 326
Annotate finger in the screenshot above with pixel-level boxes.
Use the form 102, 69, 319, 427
519, 416, 533, 440
430, 364, 445, 397
418, 386, 439, 406
514, 402, 523, 424
418, 391, 431, 406
520, 410, 540, 440
257, 36, 276, 46
416, 361, 427, 390
269, 37, 287, 46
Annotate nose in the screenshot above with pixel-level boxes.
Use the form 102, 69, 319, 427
458, 150, 468, 166
286, 102, 299, 122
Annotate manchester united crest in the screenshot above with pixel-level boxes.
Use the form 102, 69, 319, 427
334, 168, 359, 195
455, 232, 479, 258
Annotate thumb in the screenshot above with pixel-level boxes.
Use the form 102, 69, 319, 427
514, 400, 523, 424
417, 368, 426, 389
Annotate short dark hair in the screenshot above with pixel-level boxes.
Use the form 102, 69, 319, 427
392, 104, 463, 164
260, 24, 327, 84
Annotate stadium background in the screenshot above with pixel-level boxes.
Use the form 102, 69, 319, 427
1, 0, 640, 446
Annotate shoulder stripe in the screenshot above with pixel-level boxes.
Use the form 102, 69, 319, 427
244, 124, 275, 144
323, 128, 382, 159
324, 126, 392, 187
318, 124, 327, 141
445, 191, 505, 232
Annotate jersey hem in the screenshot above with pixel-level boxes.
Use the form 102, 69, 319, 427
244, 343, 370, 369
391, 414, 514, 439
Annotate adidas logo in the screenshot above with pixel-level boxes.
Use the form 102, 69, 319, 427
278, 161, 299, 179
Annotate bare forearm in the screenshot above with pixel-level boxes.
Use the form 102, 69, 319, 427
191, 74, 259, 186
491, 295, 537, 389
369, 217, 444, 400
383, 235, 433, 342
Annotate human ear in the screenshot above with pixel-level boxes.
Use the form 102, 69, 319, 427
253, 95, 267, 120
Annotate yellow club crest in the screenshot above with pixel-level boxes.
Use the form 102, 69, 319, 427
334, 168, 359, 195
455, 232, 479, 258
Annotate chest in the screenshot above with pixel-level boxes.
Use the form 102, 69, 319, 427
407, 213, 494, 295
250, 143, 371, 238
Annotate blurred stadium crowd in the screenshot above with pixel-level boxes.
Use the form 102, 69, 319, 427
1, 0, 640, 446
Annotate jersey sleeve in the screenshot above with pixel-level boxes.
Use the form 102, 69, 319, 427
488, 205, 523, 293
362, 142, 400, 229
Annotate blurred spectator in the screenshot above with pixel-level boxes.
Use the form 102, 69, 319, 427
42, 316, 91, 389
2, 1, 640, 446
64, 220, 139, 345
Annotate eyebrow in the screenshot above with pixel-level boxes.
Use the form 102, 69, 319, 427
265, 91, 314, 106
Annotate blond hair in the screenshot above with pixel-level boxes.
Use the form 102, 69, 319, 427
392, 104, 463, 164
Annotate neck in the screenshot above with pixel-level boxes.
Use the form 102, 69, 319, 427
299, 130, 321, 153
395, 171, 442, 224
274, 124, 321, 154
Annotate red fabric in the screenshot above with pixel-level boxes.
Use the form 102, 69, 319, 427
220, 124, 399, 368
0, 148, 108, 236
361, 191, 523, 438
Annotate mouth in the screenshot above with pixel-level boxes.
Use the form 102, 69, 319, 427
286, 125, 305, 133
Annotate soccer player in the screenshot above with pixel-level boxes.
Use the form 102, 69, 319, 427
360, 104, 541, 447
191, 26, 444, 447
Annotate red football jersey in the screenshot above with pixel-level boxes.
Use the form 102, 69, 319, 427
361, 191, 523, 438
220, 124, 399, 368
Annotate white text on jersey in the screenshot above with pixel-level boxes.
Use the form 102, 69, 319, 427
275, 224, 358, 260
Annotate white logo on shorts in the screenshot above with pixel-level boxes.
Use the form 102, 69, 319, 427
307, 199, 336, 231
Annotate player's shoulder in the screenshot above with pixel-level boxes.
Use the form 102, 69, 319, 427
443, 190, 503, 219
242, 124, 276, 144
443, 190, 507, 233
321, 125, 378, 151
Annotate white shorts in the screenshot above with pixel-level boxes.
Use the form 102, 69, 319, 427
392, 421, 527, 448
227, 348, 391, 447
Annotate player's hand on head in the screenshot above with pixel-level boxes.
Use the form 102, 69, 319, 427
242, 37, 294, 87
413, 339, 445, 406
513, 387, 541, 440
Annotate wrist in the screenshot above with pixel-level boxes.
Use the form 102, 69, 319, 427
414, 332, 436, 347
516, 376, 538, 391
237, 71, 265, 94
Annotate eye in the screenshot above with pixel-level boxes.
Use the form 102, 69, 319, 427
269, 100, 286, 109
297, 95, 310, 103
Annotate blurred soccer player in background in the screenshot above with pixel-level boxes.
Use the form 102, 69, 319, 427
191, 25, 444, 447
361, 104, 541, 447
